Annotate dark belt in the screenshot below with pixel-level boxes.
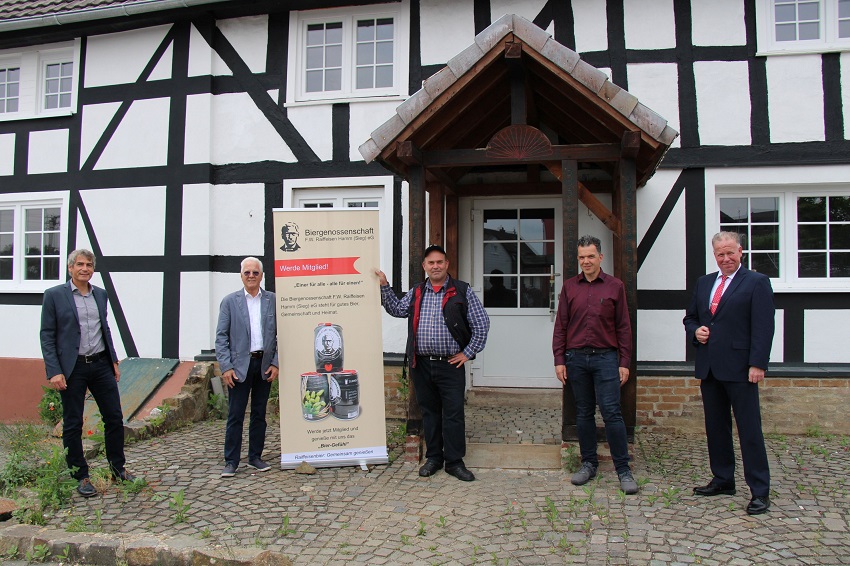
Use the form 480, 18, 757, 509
250, 350, 264, 359
569, 347, 616, 355
419, 354, 452, 362
78, 351, 107, 364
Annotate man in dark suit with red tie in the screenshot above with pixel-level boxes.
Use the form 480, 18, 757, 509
684, 231, 775, 515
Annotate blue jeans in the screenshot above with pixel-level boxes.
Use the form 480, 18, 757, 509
224, 358, 271, 467
565, 350, 630, 474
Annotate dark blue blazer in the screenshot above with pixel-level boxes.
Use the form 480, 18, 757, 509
683, 267, 775, 381
40, 280, 119, 378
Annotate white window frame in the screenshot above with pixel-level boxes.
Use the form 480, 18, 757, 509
715, 184, 850, 291
286, 1, 410, 105
283, 176, 394, 275
0, 191, 69, 292
0, 40, 79, 122
757, 0, 850, 54
0, 58, 22, 114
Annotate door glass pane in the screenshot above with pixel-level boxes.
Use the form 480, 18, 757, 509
520, 242, 553, 274
519, 208, 554, 241
483, 209, 518, 236
484, 242, 517, 274
484, 274, 518, 308
519, 275, 550, 308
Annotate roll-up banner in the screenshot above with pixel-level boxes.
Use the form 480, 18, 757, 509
273, 209, 388, 468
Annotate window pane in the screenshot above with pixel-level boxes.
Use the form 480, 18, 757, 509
484, 242, 517, 274
798, 196, 825, 221
376, 18, 394, 40
842, 19, 850, 37
306, 24, 324, 46
751, 225, 778, 250
0, 258, 11, 280
8, 68, 18, 81
719, 198, 748, 222
325, 22, 343, 44
799, 21, 819, 39
751, 253, 780, 278
775, 4, 796, 23
305, 70, 322, 92
25, 209, 42, 230
42, 257, 60, 280
7, 82, 17, 97
306, 46, 323, 69
26, 233, 41, 254
829, 196, 850, 221
484, 209, 518, 236
356, 66, 373, 89
325, 68, 341, 91
720, 225, 749, 250
519, 276, 550, 308
776, 23, 797, 40
0, 234, 12, 255
61, 62, 73, 75
326, 44, 342, 68
375, 65, 393, 88
0, 209, 12, 230
798, 224, 825, 249
357, 42, 374, 65
798, 252, 826, 277
798, 2, 819, 21
357, 19, 375, 41
484, 274, 518, 308
59, 93, 71, 107
376, 41, 393, 64
60, 77, 72, 92
830, 224, 850, 248
45, 95, 58, 109
5, 99, 17, 112
46, 63, 60, 78
25, 257, 41, 280
830, 252, 850, 277
43, 232, 59, 255
751, 197, 778, 222
46, 80, 58, 94
841, 0, 850, 17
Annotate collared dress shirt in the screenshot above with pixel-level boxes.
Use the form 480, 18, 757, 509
245, 288, 264, 352
72, 285, 106, 356
708, 265, 741, 309
381, 279, 490, 359
552, 270, 632, 368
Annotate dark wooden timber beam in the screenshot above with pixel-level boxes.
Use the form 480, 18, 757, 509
420, 144, 621, 167
621, 130, 641, 159
428, 182, 444, 247
406, 164, 426, 436
561, 159, 579, 441
545, 161, 621, 236
397, 141, 457, 193
506, 41, 526, 126
445, 194, 459, 278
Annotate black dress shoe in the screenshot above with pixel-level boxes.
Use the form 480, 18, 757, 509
746, 496, 770, 515
418, 459, 443, 477
693, 482, 736, 496
445, 463, 475, 482
77, 478, 97, 498
113, 469, 138, 482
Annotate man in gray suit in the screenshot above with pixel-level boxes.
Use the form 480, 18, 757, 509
216, 257, 279, 477
40, 248, 137, 498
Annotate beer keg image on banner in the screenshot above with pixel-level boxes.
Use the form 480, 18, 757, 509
330, 370, 360, 420
301, 372, 330, 421
315, 323, 343, 373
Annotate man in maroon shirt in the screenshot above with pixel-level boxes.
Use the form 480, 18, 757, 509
552, 235, 637, 494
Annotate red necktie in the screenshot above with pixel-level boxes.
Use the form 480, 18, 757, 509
710, 275, 728, 315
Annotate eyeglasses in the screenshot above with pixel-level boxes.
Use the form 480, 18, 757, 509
243, 271, 260, 276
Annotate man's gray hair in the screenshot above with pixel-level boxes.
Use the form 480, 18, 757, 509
711, 231, 741, 246
241, 257, 263, 272
67, 249, 96, 268
577, 235, 602, 254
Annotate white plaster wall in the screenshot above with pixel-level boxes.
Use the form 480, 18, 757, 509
288, 103, 334, 162
210, 92, 296, 164
349, 100, 400, 161
27, 129, 68, 174
215, 15, 268, 75
691, 0, 746, 46
627, 63, 680, 148
694, 61, 751, 146
766, 55, 825, 143
770, 310, 784, 363
184, 94, 212, 165
624, 0, 675, 50
209, 183, 265, 255
637, 169, 686, 290
86, 272, 127, 360
573, 0, 608, 53
148, 43, 173, 81
111, 271, 164, 358
491, 0, 549, 24
181, 184, 212, 256
179, 271, 213, 359
95, 98, 170, 170
188, 23, 218, 77
0, 133, 13, 175
80, 102, 121, 168
85, 25, 171, 87
0, 305, 43, 357
381, 179, 410, 354
420, 0, 475, 66
81, 186, 166, 256
841, 53, 850, 139
74, 210, 92, 252
804, 310, 850, 363
637, 310, 686, 361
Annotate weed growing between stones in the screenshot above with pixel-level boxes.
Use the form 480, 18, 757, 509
169, 488, 191, 523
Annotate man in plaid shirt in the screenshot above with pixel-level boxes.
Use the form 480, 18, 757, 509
377, 245, 489, 481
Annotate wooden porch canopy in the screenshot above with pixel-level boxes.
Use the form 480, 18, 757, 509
359, 14, 678, 439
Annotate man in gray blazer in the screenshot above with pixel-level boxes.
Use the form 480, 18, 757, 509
40, 249, 137, 498
215, 257, 279, 476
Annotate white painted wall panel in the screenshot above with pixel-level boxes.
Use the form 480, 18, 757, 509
0, 134, 13, 176
81, 186, 166, 256
209, 183, 265, 255
627, 63, 680, 148
842, 53, 850, 139
184, 94, 212, 165
210, 92, 296, 164
637, 169, 686, 290
637, 310, 686, 361
0, 305, 43, 357
74, 210, 92, 252
95, 98, 170, 169
420, 0, 474, 66
28, 129, 68, 174
288, 103, 334, 162
179, 271, 213, 359
181, 184, 212, 256
573, 0, 608, 53
80, 103, 121, 168
694, 61, 751, 146
491, 0, 549, 23
85, 25, 171, 87
86, 272, 127, 360
188, 23, 218, 77
691, 0, 746, 46
216, 15, 268, 75
805, 310, 850, 363
349, 101, 400, 161
770, 310, 784, 363
624, 0, 675, 50
767, 55, 824, 143
110, 272, 163, 358
148, 43, 173, 81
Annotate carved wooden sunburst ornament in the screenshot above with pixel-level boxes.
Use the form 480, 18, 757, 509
485, 125, 553, 160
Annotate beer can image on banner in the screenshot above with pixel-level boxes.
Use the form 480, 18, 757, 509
301, 372, 330, 421
315, 323, 343, 373
330, 370, 360, 420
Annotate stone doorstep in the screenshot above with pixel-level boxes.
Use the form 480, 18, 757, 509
466, 387, 562, 409
0, 524, 292, 566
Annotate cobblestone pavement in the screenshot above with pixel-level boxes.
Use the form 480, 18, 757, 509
8, 414, 847, 565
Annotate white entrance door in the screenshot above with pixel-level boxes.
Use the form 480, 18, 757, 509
471, 198, 563, 388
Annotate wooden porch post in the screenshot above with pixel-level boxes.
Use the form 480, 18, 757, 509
407, 165, 426, 435
561, 159, 579, 441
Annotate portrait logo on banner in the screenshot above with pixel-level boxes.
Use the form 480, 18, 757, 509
273, 209, 387, 468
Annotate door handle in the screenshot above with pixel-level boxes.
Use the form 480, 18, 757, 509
549, 266, 559, 321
